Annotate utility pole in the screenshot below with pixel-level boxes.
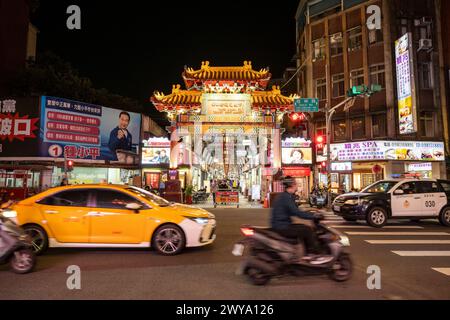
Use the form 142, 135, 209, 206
324, 84, 381, 209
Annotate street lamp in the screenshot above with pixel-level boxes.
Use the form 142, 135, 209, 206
324, 84, 381, 208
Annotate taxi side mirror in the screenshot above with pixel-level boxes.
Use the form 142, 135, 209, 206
394, 189, 404, 195
126, 202, 143, 213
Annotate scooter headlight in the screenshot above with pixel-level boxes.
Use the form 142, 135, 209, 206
339, 235, 351, 247
1, 210, 18, 223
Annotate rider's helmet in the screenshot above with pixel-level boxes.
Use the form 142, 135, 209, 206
282, 176, 296, 189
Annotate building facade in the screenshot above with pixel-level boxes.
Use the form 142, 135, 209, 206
296, 0, 448, 192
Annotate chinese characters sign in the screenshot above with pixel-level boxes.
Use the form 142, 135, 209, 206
327, 140, 444, 162
0, 98, 40, 159
201, 93, 251, 122
395, 33, 417, 134
40, 96, 141, 164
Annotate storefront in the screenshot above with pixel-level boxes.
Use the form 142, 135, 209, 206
281, 137, 313, 199
318, 140, 446, 192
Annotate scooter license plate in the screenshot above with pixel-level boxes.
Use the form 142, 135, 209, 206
232, 244, 244, 256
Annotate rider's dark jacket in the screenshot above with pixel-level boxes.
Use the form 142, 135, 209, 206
270, 192, 315, 229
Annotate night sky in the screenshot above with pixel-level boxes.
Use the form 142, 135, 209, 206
32, 0, 299, 126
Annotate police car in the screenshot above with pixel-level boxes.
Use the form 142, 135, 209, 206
332, 178, 450, 228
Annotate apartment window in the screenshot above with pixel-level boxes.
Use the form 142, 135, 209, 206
420, 111, 434, 137
332, 73, 345, 98
333, 119, 347, 141
351, 117, 365, 140
399, 18, 408, 36
371, 114, 387, 138
316, 78, 327, 100
350, 69, 365, 87
368, 29, 383, 45
418, 62, 433, 89
370, 64, 385, 89
313, 38, 326, 61
330, 32, 343, 56
348, 26, 362, 52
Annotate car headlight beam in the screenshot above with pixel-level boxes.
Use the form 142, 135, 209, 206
186, 217, 209, 224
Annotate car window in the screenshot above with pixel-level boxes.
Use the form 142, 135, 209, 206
126, 187, 170, 207
92, 189, 146, 210
37, 189, 89, 207
418, 181, 440, 193
396, 182, 420, 194
438, 181, 450, 194
362, 181, 398, 193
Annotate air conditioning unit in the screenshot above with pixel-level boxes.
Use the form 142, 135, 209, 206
418, 38, 432, 51
421, 17, 432, 25
414, 17, 432, 26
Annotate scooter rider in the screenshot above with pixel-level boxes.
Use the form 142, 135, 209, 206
271, 176, 333, 265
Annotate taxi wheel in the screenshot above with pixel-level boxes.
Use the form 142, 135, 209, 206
152, 224, 186, 256
23, 225, 48, 255
438, 207, 450, 227
366, 207, 387, 228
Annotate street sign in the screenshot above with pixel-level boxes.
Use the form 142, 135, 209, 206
294, 98, 319, 112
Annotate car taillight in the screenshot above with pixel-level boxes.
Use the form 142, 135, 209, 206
240, 227, 254, 237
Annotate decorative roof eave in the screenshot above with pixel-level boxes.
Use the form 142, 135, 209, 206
182, 61, 272, 89
250, 86, 298, 112
151, 84, 202, 112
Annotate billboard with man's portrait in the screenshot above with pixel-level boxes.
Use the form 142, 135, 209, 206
39, 96, 141, 164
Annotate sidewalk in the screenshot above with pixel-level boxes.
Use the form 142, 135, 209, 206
193, 195, 263, 209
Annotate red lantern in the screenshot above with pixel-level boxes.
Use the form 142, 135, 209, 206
372, 164, 382, 174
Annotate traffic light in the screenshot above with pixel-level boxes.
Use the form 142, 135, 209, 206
320, 161, 327, 173
315, 135, 325, 155
65, 159, 74, 172
347, 85, 367, 97
289, 112, 305, 122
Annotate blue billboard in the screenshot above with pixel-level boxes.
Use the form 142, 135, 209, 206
40, 96, 141, 164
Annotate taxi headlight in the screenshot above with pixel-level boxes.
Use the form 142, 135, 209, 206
186, 217, 209, 225
344, 199, 359, 205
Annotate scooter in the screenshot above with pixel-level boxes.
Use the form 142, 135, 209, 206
309, 190, 326, 208
232, 217, 352, 286
0, 208, 36, 274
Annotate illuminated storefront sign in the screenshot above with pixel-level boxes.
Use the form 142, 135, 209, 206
326, 140, 445, 162
395, 33, 417, 135
407, 162, 432, 172
142, 137, 170, 164
331, 162, 352, 171
201, 93, 252, 122
281, 138, 312, 165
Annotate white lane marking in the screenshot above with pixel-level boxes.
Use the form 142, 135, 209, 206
392, 251, 450, 257
366, 240, 450, 244
432, 268, 450, 276
331, 225, 423, 229
345, 232, 450, 236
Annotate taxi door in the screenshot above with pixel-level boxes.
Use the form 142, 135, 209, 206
88, 189, 148, 244
391, 182, 422, 216
36, 189, 91, 243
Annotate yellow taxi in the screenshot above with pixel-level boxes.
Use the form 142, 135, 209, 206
6, 184, 216, 255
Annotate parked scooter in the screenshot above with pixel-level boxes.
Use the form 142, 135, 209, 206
309, 189, 327, 208
232, 216, 352, 286
0, 206, 36, 274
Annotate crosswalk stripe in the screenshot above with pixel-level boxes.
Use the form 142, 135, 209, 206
392, 251, 450, 257
366, 240, 450, 244
432, 268, 450, 276
345, 232, 450, 236
331, 225, 423, 229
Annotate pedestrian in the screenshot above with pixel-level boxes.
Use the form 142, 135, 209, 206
60, 177, 69, 186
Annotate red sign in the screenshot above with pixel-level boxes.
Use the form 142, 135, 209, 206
282, 167, 311, 177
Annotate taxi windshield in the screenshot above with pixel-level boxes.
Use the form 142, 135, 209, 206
126, 187, 171, 207
362, 181, 398, 193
